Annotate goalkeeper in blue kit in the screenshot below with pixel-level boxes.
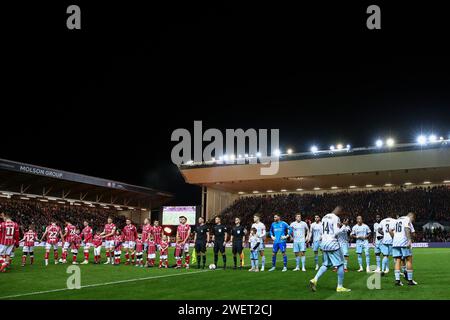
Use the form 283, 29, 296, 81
269, 214, 291, 272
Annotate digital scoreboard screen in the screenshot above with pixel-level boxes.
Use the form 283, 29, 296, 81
162, 206, 197, 225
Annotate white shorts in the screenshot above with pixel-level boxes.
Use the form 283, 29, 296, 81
84, 243, 92, 250
0, 244, 14, 256
105, 240, 115, 249
160, 255, 168, 260
114, 250, 122, 256
147, 253, 156, 259
182, 243, 189, 253
94, 246, 102, 256
45, 243, 59, 250
23, 246, 34, 253
63, 241, 71, 250
71, 249, 78, 254
123, 241, 136, 249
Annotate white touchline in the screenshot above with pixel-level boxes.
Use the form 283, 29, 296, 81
0, 252, 313, 299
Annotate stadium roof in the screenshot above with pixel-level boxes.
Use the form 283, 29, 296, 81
179, 143, 450, 194
0, 158, 173, 209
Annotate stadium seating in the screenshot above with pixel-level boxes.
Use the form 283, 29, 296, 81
0, 198, 126, 234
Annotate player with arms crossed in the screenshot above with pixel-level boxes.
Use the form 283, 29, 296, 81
123, 219, 138, 265
309, 206, 351, 293
40, 219, 63, 266
373, 215, 383, 272
351, 215, 372, 273
193, 216, 209, 269
251, 214, 266, 271
212, 216, 228, 269
290, 213, 309, 271
269, 213, 290, 272
60, 220, 77, 264
101, 217, 116, 264
21, 225, 38, 266
0, 212, 20, 272
176, 215, 191, 269
230, 217, 246, 269
81, 220, 93, 264
390, 212, 417, 286
378, 215, 395, 274
309, 215, 323, 270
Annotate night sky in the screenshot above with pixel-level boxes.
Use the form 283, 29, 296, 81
2, 2, 450, 205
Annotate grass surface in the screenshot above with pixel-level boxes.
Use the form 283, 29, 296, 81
0, 247, 449, 300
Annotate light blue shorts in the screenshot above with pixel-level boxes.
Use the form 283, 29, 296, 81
356, 241, 370, 255
322, 249, 344, 268
312, 240, 321, 252
392, 247, 412, 258
380, 243, 392, 256
340, 243, 349, 257
293, 242, 306, 253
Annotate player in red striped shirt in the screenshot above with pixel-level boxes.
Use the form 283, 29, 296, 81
151, 220, 163, 245
159, 235, 169, 268
146, 234, 157, 267
61, 221, 77, 264
92, 230, 103, 264
176, 216, 192, 269
81, 220, 93, 264
135, 234, 144, 267
40, 220, 63, 266
142, 218, 152, 252
71, 228, 82, 264
0, 212, 20, 272
101, 217, 116, 265
122, 219, 138, 265
21, 225, 38, 266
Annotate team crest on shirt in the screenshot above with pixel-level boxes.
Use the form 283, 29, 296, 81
219, 229, 222, 232
237, 230, 240, 234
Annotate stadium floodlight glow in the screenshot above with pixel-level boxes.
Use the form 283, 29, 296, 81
346, 144, 351, 150
230, 154, 236, 161
423, 181, 431, 184
211, 157, 216, 162
252, 190, 259, 194
336, 144, 343, 150
329, 145, 335, 151
281, 189, 287, 192
256, 152, 262, 157
417, 135, 427, 145
141, 208, 147, 211
384, 183, 393, 187
267, 190, 274, 193
218, 156, 223, 161
313, 187, 321, 191
331, 186, 338, 190
287, 148, 293, 155
57, 201, 66, 204
310, 145, 318, 153
20, 197, 30, 200
296, 188, 303, 191
443, 180, 450, 184
349, 185, 357, 189
428, 134, 438, 143
366, 184, 373, 188
238, 191, 245, 195
375, 139, 383, 147
404, 182, 413, 186
244, 154, 249, 158
237, 154, 242, 159
273, 149, 281, 157
386, 138, 395, 147
440, 136, 444, 141
223, 154, 229, 161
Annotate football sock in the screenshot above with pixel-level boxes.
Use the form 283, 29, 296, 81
197, 255, 201, 268
222, 254, 226, 266
30, 254, 34, 264
357, 254, 363, 267
54, 250, 58, 260
261, 256, 265, 267
314, 254, 318, 265
301, 256, 306, 268
337, 265, 345, 287
382, 257, 388, 271
283, 255, 287, 267
233, 256, 237, 267
314, 265, 328, 281
407, 270, 413, 281
202, 255, 206, 266
22, 255, 26, 265
272, 255, 277, 267
344, 258, 348, 269
295, 256, 300, 267
365, 254, 370, 267
214, 254, 218, 265
376, 255, 381, 269
395, 270, 401, 281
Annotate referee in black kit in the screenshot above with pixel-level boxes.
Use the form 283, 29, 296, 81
193, 216, 209, 269
230, 217, 247, 269
212, 216, 228, 269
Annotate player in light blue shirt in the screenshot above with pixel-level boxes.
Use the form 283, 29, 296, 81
289, 213, 310, 271
269, 214, 291, 272
309, 215, 323, 270
337, 217, 351, 271
373, 215, 382, 272
351, 216, 372, 273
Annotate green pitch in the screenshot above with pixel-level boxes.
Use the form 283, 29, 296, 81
0, 247, 449, 300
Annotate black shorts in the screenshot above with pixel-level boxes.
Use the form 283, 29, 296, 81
232, 242, 243, 255
213, 241, 226, 254
195, 241, 207, 253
